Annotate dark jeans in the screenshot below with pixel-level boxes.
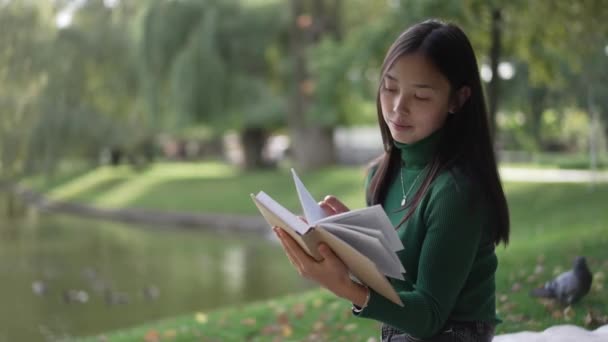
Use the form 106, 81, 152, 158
381, 320, 495, 342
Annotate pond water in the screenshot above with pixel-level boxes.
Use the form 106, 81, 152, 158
0, 210, 312, 341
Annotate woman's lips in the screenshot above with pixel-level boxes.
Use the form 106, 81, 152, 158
390, 121, 413, 131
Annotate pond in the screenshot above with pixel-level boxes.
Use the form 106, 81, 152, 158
0, 210, 313, 341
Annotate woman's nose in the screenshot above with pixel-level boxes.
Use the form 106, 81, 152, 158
393, 94, 409, 115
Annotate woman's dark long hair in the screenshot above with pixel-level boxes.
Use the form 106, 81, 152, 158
366, 19, 510, 246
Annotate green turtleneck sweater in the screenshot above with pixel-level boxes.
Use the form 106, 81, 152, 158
354, 129, 500, 339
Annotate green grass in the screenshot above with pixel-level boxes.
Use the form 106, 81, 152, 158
23, 162, 608, 340
24, 162, 370, 214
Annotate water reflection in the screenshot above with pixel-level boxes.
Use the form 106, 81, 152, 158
0, 212, 312, 341
223, 246, 245, 297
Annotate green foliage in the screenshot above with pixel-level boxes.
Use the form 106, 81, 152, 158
0, 2, 54, 177
139, 0, 288, 132
0, 1, 153, 177
170, 9, 226, 127
2, 0, 608, 177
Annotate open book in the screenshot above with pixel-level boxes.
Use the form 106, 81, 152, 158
250, 169, 405, 306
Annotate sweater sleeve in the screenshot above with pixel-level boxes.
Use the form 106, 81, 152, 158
354, 178, 484, 339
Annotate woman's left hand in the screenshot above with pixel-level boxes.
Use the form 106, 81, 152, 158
273, 226, 354, 300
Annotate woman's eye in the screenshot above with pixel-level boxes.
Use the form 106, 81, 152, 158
414, 95, 430, 101
382, 85, 398, 93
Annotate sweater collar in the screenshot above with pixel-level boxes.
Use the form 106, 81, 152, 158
393, 127, 443, 170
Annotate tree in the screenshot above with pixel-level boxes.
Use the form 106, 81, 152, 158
139, 0, 288, 169
0, 1, 54, 178
28, 0, 151, 171
288, 0, 345, 170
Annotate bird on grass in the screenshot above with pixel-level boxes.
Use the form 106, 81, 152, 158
530, 256, 593, 305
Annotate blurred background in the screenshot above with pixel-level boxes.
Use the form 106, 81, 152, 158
0, 0, 607, 341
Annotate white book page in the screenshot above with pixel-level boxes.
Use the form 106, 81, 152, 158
291, 168, 328, 224
331, 223, 405, 274
255, 191, 311, 234
320, 223, 404, 280
316, 205, 403, 251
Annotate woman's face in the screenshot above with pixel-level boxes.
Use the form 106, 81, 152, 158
380, 53, 455, 144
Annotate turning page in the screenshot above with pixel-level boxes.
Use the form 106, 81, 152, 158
319, 223, 404, 280
291, 168, 328, 224
316, 205, 403, 252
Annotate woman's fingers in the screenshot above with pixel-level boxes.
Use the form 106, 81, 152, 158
273, 227, 301, 268
319, 202, 336, 216
322, 195, 350, 214
274, 227, 313, 276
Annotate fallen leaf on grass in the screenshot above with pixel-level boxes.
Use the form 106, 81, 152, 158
584, 310, 608, 328
342, 307, 352, 319
553, 266, 563, 276
552, 310, 563, 319
534, 265, 544, 274
538, 298, 555, 310
305, 333, 325, 341
511, 282, 522, 292
344, 323, 357, 332
313, 321, 325, 332
144, 330, 160, 342
241, 317, 257, 326
281, 324, 293, 337
163, 329, 177, 339
262, 324, 280, 335
537, 255, 545, 264
277, 312, 289, 325
585, 312, 596, 327
593, 282, 604, 292
501, 302, 516, 313
195, 312, 208, 324
292, 302, 306, 318
563, 306, 575, 321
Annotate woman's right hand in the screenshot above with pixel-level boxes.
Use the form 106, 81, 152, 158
319, 195, 350, 216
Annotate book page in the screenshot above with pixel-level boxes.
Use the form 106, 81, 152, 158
327, 223, 405, 275
319, 223, 404, 280
316, 205, 403, 252
251, 193, 322, 260
312, 227, 404, 306
290, 168, 328, 224
252, 192, 310, 235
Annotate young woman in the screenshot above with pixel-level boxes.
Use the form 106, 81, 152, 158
273, 19, 509, 342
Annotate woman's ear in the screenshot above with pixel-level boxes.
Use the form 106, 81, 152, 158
449, 86, 471, 113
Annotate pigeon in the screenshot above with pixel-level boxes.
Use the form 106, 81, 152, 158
530, 256, 593, 305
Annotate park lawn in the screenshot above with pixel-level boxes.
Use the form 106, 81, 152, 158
24, 162, 371, 214
33, 164, 606, 341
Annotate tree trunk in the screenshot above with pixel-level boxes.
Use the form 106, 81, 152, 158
288, 0, 337, 171
488, 8, 502, 142
240, 127, 270, 170
529, 86, 547, 149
